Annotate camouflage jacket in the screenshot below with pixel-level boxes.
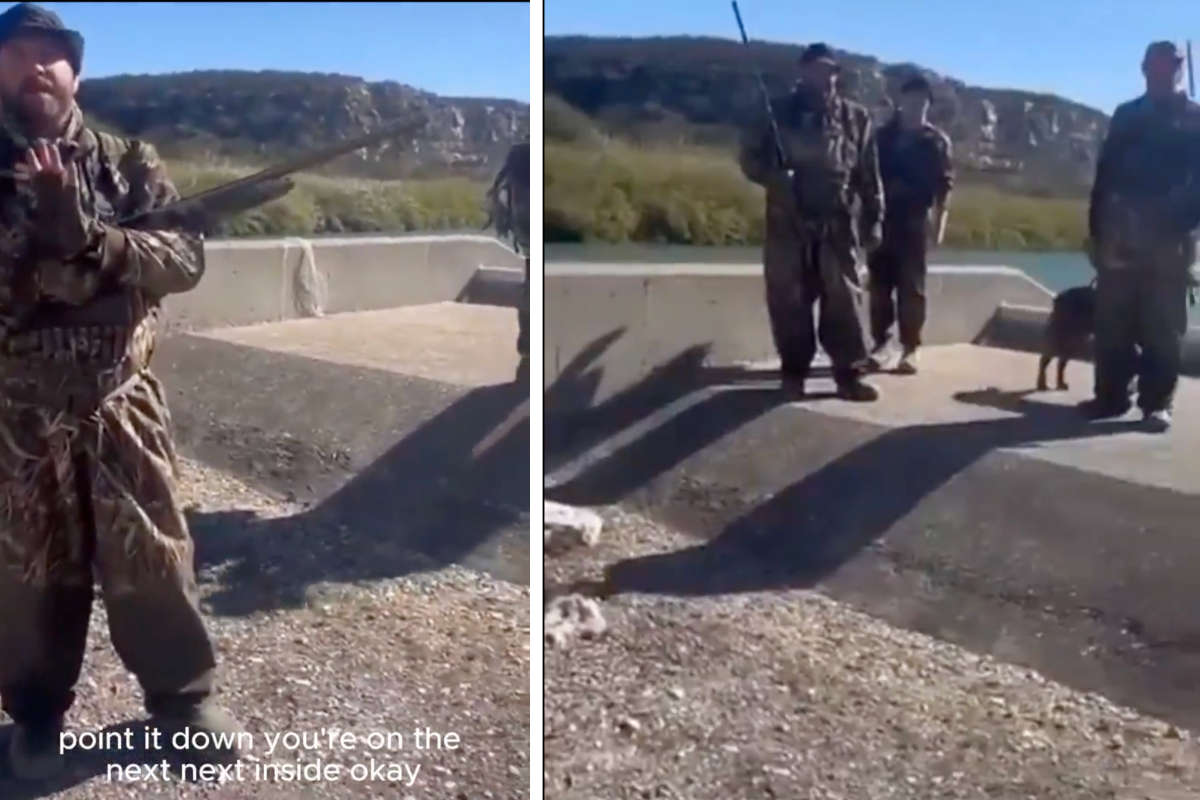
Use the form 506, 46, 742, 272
486, 141, 530, 254
0, 105, 203, 395
738, 85, 884, 242
875, 117, 954, 227
1089, 92, 1200, 266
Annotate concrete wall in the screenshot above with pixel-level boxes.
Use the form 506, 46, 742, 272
162, 234, 523, 333
544, 263, 1054, 413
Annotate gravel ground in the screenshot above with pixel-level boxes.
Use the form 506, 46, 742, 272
545, 508, 1200, 800
0, 460, 530, 800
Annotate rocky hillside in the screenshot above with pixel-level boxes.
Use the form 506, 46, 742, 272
545, 35, 1108, 198
78, 70, 529, 180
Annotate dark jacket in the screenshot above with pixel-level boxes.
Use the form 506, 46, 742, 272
738, 85, 884, 242
1089, 92, 1200, 248
875, 116, 953, 227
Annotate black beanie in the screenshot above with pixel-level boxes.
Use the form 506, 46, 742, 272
0, 3, 83, 74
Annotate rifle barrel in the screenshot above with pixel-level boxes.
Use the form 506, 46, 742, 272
170, 114, 427, 208
731, 1, 788, 170
1189, 40, 1196, 98
118, 113, 429, 228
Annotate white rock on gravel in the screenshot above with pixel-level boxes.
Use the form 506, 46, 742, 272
544, 594, 607, 648
543, 501, 602, 553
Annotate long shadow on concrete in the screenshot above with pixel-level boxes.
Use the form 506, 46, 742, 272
600, 389, 1136, 595
544, 327, 834, 503
589, 388, 1200, 728
189, 378, 529, 617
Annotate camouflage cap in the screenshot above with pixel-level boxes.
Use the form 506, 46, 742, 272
1144, 40, 1185, 64
0, 3, 83, 74
799, 42, 839, 70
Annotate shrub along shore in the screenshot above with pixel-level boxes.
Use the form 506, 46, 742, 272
545, 141, 1087, 252
190, 137, 1088, 249
170, 162, 488, 238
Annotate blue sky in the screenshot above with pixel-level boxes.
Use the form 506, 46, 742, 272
25, 2, 530, 101
544, 0, 1200, 114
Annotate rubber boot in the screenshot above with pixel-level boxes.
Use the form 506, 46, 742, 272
1077, 396, 1132, 421
835, 376, 880, 402
150, 702, 247, 765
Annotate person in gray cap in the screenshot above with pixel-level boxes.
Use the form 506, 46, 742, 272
1085, 40, 1200, 430
866, 74, 954, 375
0, 2, 244, 779
738, 42, 884, 400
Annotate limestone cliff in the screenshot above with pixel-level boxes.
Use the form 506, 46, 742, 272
79, 70, 530, 180
545, 35, 1108, 197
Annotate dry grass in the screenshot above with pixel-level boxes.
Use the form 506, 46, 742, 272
545, 140, 1087, 251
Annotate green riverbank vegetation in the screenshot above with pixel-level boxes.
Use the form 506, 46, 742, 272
545, 140, 1088, 252
169, 162, 488, 238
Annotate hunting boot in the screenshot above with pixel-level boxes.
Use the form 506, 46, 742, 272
779, 363, 807, 397
8, 717, 66, 781
149, 700, 247, 765
835, 374, 880, 402
1077, 396, 1132, 421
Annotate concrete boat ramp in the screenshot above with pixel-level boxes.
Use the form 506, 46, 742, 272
544, 262, 1200, 741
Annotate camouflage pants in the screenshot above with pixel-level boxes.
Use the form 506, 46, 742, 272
1094, 266, 1191, 413
763, 223, 869, 379
868, 227, 928, 351
0, 369, 217, 724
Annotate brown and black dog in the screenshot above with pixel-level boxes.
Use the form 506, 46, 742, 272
1037, 282, 1095, 391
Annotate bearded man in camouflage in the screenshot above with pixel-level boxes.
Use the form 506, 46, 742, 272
0, 3, 242, 779
486, 139, 530, 377
1085, 40, 1200, 431
739, 43, 884, 401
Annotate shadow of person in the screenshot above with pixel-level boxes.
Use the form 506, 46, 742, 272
190, 377, 530, 617
599, 387, 1142, 600
545, 332, 832, 507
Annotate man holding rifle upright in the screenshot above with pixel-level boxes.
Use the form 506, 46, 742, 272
738, 43, 885, 401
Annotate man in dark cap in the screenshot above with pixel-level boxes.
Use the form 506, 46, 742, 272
1084, 40, 1200, 430
0, 3, 244, 779
738, 42, 884, 400
866, 74, 954, 375
486, 139, 530, 381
